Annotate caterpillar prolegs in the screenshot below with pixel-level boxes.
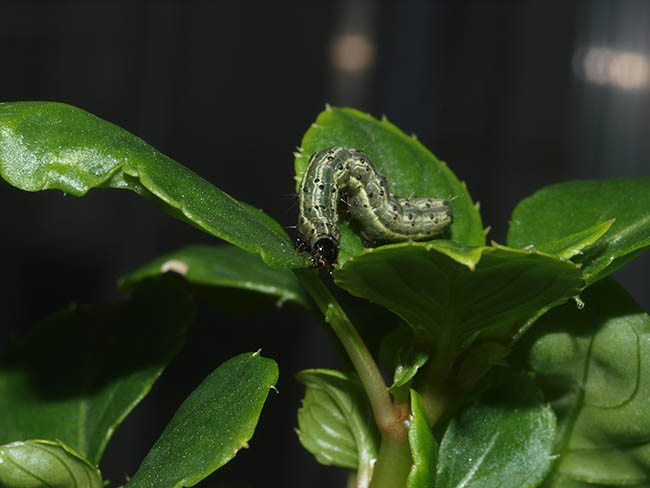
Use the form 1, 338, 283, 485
296, 146, 453, 267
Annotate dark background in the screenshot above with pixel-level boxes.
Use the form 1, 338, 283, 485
1, 1, 649, 486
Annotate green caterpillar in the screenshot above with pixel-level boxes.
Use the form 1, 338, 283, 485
297, 146, 453, 267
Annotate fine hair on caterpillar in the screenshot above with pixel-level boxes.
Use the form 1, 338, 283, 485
296, 146, 453, 267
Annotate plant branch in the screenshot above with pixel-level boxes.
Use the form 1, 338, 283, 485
368, 435, 412, 488
294, 268, 405, 439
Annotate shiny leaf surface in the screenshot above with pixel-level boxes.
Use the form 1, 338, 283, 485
508, 179, 650, 284
521, 278, 650, 486
436, 374, 556, 488
126, 352, 278, 488
0, 101, 306, 268
0, 440, 103, 488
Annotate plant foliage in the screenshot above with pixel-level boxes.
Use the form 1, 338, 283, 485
0, 101, 648, 487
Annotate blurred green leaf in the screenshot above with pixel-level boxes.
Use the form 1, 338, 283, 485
407, 390, 437, 488
436, 374, 556, 488
0, 101, 307, 268
0, 439, 103, 488
296, 369, 379, 487
334, 240, 583, 373
126, 352, 278, 488
120, 244, 313, 312
520, 278, 650, 487
0, 275, 194, 464
507, 179, 650, 284
294, 106, 484, 264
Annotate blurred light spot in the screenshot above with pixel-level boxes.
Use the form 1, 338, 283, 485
330, 33, 376, 72
575, 47, 650, 89
161, 259, 188, 275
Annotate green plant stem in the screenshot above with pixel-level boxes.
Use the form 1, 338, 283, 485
415, 356, 452, 428
294, 269, 405, 440
368, 435, 412, 488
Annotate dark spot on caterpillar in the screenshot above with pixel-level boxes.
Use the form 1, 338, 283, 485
366, 166, 370, 171
405, 202, 411, 207
363, 204, 368, 208
392, 205, 398, 211
434, 218, 439, 223
429, 214, 434, 219
408, 214, 414, 220
314, 178, 320, 183
319, 184, 325, 190
338, 163, 344, 170
380, 190, 384, 196
368, 192, 374, 198
327, 156, 334, 161
331, 188, 336, 193
425, 202, 431, 208
443, 200, 449, 205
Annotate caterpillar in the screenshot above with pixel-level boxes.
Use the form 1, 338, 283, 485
296, 146, 453, 267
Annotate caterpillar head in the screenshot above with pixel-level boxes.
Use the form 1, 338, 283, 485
311, 236, 339, 268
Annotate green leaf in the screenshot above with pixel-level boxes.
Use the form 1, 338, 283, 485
0, 101, 307, 268
407, 390, 437, 488
126, 351, 278, 488
294, 106, 484, 264
119, 244, 313, 311
0, 439, 103, 488
379, 328, 429, 402
0, 275, 194, 464
520, 278, 650, 486
507, 179, 650, 284
436, 374, 556, 488
533, 220, 615, 260
295, 369, 380, 487
334, 240, 583, 374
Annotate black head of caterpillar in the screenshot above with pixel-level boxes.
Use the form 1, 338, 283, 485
296, 146, 453, 267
